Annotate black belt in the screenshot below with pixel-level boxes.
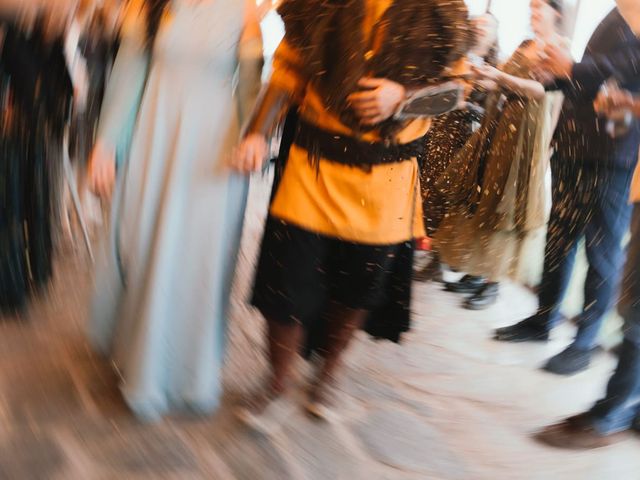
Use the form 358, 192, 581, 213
293, 118, 426, 167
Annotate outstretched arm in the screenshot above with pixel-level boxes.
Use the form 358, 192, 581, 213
232, 35, 307, 173
541, 39, 640, 96
473, 63, 545, 100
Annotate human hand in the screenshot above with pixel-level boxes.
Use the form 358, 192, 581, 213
539, 42, 574, 79
471, 64, 502, 91
471, 64, 502, 82
348, 77, 406, 125
88, 141, 116, 199
231, 133, 268, 173
594, 86, 636, 118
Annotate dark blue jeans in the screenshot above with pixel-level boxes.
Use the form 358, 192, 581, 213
531, 161, 633, 350
589, 204, 640, 434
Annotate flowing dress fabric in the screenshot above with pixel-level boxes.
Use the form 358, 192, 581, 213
419, 88, 487, 237
89, 0, 250, 420
434, 42, 560, 282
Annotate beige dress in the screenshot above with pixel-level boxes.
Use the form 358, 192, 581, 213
434, 41, 561, 281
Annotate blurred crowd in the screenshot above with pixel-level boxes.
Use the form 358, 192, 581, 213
0, 0, 125, 310
0, 0, 640, 458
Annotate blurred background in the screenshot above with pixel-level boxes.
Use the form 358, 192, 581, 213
0, 0, 639, 479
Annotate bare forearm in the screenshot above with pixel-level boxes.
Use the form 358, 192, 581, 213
243, 82, 293, 138
498, 71, 545, 100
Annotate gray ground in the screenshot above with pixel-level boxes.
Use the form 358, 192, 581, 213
1, 175, 639, 479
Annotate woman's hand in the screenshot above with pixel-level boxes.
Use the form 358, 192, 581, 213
470, 64, 503, 92
475, 60, 545, 100
348, 78, 406, 125
472, 64, 502, 83
88, 141, 116, 199
232, 133, 268, 173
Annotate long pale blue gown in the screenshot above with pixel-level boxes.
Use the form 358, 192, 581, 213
89, 0, 262, 420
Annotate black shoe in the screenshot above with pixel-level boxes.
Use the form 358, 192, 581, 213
543, 345, 592, 376
464, 282, 499, 310
445, 275, 486, 294
494, 318, 549, 343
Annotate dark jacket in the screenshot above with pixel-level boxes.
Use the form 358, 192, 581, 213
551, 8, 640, 171
0, 18, 73, 137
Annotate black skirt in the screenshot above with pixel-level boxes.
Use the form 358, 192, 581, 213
252, 110, 414, 355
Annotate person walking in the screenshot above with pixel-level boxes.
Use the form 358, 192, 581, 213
87, 0, 263, 421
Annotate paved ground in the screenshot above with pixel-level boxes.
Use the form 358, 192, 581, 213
1, 175, 639, 479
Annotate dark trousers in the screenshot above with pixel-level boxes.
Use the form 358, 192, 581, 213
589, 204, 640, 434
531, 159, 633, 349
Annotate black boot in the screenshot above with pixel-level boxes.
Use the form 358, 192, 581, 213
445, 275, 486, 294
494, 317, 550, 343
464, 282, 499, 310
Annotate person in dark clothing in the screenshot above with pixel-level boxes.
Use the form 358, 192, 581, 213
0, 14, 74, 312
495, 5, 640, 376
533, 1, 640, 449
537, 81, 640, 449
537, 197, 640, 448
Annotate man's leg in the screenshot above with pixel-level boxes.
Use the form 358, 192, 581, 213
533, 227, 580, 329
588, 203, 640, 433
574, 179, 633, 350
536, 205, 640, 449
495, 165, 586, 342
307, 302, 368, 418
589, 337, 640, 433
544, 171, 634, 374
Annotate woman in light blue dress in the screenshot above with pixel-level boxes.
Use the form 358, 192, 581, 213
87, 0, 263, 421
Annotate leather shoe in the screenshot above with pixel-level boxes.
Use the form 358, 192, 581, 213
543, 345, 592, 376
535, 415, 628, 450
464, 282, 499, 310
494, 318, 549, 343
445, 275, 486, 294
